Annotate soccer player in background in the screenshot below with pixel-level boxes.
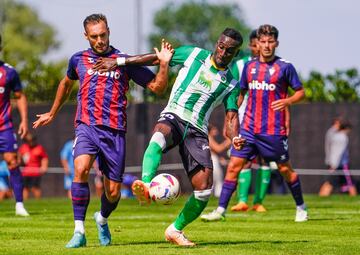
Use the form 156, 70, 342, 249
94, 27, 246, 246
201, 24, 308, 222
18, 132, 48, 199
0, 34, 29, 216
229, 30, 291, 212
60, 138, 75, 198
33, 13, 174, 248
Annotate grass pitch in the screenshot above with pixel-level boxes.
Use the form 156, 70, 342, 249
0, 195, 359, 255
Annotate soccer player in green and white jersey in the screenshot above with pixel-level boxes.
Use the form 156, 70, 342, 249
94, 28, 245, 246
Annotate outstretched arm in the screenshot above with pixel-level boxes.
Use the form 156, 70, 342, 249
146, 40, 174, 95
92, 39, 171, 72
33, 76, 75, 128
13, 91, 28, 139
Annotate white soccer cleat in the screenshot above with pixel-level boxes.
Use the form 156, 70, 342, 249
165, 224, 195, 247
200, 210, 225, 222
15, 206, 30, 217
295, 207, 308, 222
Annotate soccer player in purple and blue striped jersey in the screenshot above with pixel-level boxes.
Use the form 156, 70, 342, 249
201, 24, 308, 223
33, 14, 173, 248
0, 34, 29, 217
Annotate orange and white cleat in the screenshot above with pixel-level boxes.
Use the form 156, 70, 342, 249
165, 224, 195, 247
131, 180, 151, 205
230, 201, 249, 212
252, 204, 267, 212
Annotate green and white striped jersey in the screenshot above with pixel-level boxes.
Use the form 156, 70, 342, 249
162, 46, 240, 134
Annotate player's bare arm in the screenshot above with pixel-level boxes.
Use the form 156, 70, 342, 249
271, 88, 305, 111
225, 111, 245, 150
13, 91, 28, 139
33, 76, 75, 128
93, 39, 171, 72
146, 40, 174, 95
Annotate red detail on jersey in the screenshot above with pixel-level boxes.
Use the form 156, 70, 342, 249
267, 63, 281, 135
79, 54, 92, 125
254, 63, 266, 134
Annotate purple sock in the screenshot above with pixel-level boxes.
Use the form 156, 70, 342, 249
9, 167, 23, 202
218, 180, 237, 209
286, 176, 304, 206
101, 193, 120, 218
71, 182, 90, 221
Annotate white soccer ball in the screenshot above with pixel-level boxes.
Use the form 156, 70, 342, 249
149, 173, 180, 205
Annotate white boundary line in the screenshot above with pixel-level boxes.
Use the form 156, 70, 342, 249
42, 164, 360, 176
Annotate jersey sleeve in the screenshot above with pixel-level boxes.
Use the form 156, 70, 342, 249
8, 69, 23, 92
285, 63, 303, 91
66, 54, 79, 80
126, 66, 155, 88
39, 146, 48, 159
169, 46, 196, 67
239, 63, 249, 90
223, 86, 240, 112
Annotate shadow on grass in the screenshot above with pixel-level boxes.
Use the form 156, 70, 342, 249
103, 239, 311, 249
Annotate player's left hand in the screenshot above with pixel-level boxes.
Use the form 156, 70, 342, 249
271, 99, 289, 111
232, 136, 246, 151
154, 39, 174, 64
93, 57, 117, 73
18, 121, 28, 139
33, 112, 54, 129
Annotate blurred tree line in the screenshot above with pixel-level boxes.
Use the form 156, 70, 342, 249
1, 1, 359, 103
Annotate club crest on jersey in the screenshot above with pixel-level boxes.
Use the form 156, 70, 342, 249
0, 87, 5, 94
198, 70, 212, 90
87, 68, 121, 79
251, 68, 256, 74
269, 67, 276, 76
87, 57, 95, 63
248, 80, 276, 91
0, 72, 2, 79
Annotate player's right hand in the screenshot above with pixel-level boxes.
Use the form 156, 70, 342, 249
93, 57, 117, 73
33, 112, 54, 129
232, 136, 246, 151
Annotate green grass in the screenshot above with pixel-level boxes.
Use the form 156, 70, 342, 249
0, 195, 359, 255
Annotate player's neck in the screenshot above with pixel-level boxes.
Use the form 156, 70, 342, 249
210, 56, 226, 71
259, 55, 276, 63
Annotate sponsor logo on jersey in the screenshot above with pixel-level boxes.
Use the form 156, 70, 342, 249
198, 70, 212, 90
87, 68, 121, 79
248, 80, 276, 91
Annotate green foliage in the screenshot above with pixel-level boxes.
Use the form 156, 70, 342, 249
0, 0, 68, 103
0, 195, 360, 254
147, 1, 252, 102
302, 68, 360, 102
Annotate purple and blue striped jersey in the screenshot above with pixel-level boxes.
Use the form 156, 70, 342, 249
0, 61, 22, 131
239, 56, 303, 135
67, 47, 155, 131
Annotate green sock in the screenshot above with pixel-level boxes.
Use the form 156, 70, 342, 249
236, 168, 252, 203
253, 167, 271, 204
142, 142, 163, 183
174, 194, 208, 230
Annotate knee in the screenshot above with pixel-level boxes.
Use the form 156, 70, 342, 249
105, 185, 121, 202
278, 165, 297, 182
225, 162, 241, 181
74, 165, 90, 181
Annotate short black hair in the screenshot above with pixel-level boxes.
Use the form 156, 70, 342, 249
83, 13, 108, 30
249, 29, 257, 41
257, 24, 279, 40
222, 27, 243, 46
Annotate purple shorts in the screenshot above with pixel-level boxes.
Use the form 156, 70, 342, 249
0, 128, 18, 153
230, 130, 289, 163
73, 123, 126, 182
